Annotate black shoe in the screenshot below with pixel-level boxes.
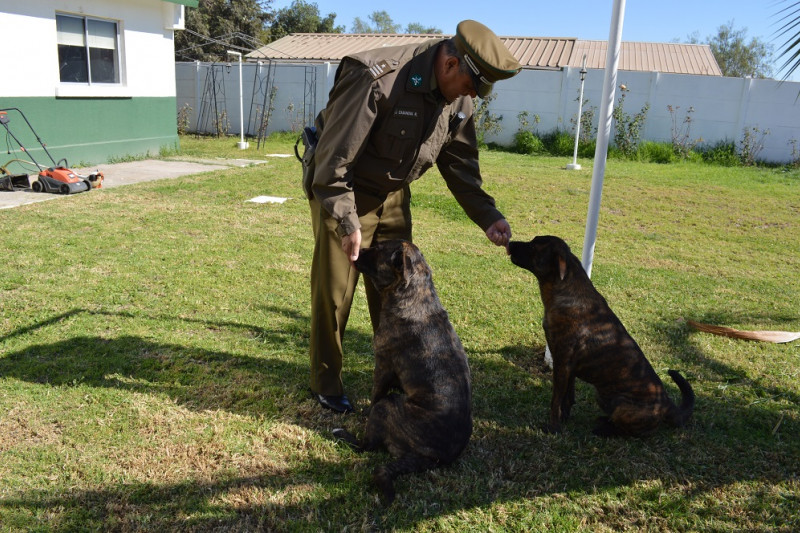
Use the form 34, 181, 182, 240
312, 391, 354, 413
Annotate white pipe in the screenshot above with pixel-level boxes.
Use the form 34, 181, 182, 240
581, 0, 626, 277
227, 50, 249, 149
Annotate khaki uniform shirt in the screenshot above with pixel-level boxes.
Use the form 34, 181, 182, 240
311, 40, 504, 237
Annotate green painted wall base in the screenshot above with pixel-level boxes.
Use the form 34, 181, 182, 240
0, 97, 179, 167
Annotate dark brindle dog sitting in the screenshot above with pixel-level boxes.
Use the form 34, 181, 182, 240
333, 240, 472, 503
508, 235, 694, 437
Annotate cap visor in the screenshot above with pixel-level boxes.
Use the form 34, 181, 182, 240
477, 82, 493, 98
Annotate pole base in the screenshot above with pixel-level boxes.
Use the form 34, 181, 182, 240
237, 141, 250, 150
566, 163, 582, 170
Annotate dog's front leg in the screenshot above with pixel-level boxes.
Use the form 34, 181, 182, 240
561, 375, 576, 422
546, 366, 572, 433
371, 362, 397, 404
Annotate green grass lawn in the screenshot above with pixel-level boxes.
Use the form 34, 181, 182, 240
1, 134, 798, 531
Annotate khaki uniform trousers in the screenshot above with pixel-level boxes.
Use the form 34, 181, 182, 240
309, 186, 412, 396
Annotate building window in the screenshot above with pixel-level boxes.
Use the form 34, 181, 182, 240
56, 14, 120, 84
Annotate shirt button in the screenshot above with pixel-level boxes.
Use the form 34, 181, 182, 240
400, 129, 406, 135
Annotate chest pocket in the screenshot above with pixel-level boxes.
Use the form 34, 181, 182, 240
361, 103, 424, 182
382, 120, 417, 164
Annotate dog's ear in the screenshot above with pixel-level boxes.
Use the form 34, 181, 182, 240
393, 242, 421, 288
390, 244, 410, 280
390, 247, 405, 274
551, 238, 569, 281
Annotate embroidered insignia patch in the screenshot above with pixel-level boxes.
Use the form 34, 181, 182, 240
368, 60, 392, 80
411, 74, 423, 87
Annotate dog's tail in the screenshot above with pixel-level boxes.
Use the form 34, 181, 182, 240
373, 453, 439, 505
666, 369, 695, 427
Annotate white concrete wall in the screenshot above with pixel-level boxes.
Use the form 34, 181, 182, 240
176, 61, 800, 164
0, 0, 181, 99
508, 67, 800, 164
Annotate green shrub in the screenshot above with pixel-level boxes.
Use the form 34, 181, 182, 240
513, 130, 545, 154
541, 130, 575, 157
790, 139, 800, 169
699, 140, 739, 166
667, 104, 702, 159
612, 87, 650, 157
578, 139, 596, 158
684, 150, 705, 164
739, 125, 770, 166
607, 145, 624, 159
474, 92, 503, 147
637, 141, 676, 164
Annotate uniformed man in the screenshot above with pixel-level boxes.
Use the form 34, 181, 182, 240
306, 20, 522, 413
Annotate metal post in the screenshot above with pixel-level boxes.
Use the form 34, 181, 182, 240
566, 55, 588, 170
227, 50, 249, 149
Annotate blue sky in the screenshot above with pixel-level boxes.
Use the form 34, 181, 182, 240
268, 0, 798, 80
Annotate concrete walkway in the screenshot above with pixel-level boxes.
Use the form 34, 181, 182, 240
0, 157, 269, 210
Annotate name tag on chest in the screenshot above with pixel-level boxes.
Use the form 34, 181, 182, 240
393, 108, 419, 119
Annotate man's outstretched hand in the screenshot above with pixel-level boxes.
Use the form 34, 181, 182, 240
485, 218, 512, 248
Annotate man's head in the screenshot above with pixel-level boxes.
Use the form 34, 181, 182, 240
436, 20, 521, 102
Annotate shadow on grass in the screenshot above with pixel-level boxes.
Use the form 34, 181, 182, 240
652, 311, 800, 442
0, 460, 377, 531
0, 306, 377, 420
1, 308, 798, 530
491, 312, 798, 467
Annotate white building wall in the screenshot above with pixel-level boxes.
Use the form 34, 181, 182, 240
0, 0, 181, 99
556, 69, 800, 163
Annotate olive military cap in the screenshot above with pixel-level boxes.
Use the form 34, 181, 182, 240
453, 20, 522, 97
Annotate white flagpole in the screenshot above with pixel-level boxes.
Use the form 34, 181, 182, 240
582, 0, 626, 276
544, 0, 626, 368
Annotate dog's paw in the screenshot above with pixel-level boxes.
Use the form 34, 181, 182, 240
541, 423, 563, 435
332, 428, 362, 451
373, 466, 396, 505
591, 417, 621, 438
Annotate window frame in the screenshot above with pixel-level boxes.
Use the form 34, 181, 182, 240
55, 12, 126, 97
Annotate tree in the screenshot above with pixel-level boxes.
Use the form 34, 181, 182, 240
705, 21, 774, 78
267, 0, 343, 42
351, 11, 401, 33
773, 1, 800, 80
175, 0, 271, 62
351, 12, 441, 34
405, 23, 442, 34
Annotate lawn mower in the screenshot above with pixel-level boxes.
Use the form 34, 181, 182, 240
0, 107, 103, 194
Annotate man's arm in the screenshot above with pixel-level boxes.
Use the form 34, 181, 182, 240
436, 100, 510, 244
312, 59, 379, 240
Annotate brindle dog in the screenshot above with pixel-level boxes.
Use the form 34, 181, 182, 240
508, 235, 694, 437
333, 239, 472, 504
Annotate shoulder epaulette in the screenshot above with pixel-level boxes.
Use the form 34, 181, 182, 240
367, 60, 395, 80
